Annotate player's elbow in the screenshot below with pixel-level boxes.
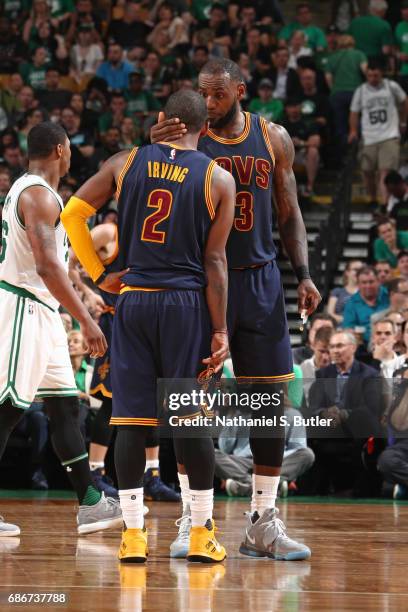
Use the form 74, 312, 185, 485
204, 250, 227, 270
35, 256, 59, 279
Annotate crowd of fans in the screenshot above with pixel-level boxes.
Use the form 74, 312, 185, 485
3, 0, 408, 500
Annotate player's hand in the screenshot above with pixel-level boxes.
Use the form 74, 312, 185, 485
98, 268, 129, 294
298, 279, 321, 316
80, 317, 107, 358
150, 112, 187, 143
202, 332, 229, 373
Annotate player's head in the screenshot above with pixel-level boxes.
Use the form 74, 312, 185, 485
164, 89, 208, 135
27, 121, 71, 177
198, 58, 245, 129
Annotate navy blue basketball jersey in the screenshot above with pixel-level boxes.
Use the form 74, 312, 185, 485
117, 143, 216, 290
199, 112, 276, 268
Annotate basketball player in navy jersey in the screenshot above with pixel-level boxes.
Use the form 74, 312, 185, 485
152, 59, 321, 560
61, 89, 236, 563
69, 224, 181, 504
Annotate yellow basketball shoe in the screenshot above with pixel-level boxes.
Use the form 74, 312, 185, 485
118, 526, 148, 563
187, 519, 226, 563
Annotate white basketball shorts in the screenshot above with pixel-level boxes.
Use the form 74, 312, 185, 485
0, 285, 77, 409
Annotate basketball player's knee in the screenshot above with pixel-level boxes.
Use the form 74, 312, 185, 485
44, 396, 80, 425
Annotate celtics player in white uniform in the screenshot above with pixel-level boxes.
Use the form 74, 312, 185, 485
0, 121, 122, 535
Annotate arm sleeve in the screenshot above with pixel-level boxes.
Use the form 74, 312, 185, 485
60, 196, 105, 283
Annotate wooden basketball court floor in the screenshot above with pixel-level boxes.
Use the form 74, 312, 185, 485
1, 494, 407, 612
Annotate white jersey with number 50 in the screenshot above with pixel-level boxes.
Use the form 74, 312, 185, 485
0, 173, 68, 311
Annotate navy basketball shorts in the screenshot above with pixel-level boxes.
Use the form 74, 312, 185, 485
110, 289, 212, 426
90, 311, 113, 400
228, 261, 294, 383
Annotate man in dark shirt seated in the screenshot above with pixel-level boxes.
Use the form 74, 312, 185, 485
307, 330, 386, 494
35, 67, 72, 112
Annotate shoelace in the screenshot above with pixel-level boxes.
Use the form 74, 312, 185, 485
175, 514, 191, 535
263, 516, 289, 542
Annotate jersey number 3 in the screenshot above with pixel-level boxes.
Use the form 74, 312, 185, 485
234, 191, 254, 232
141, 189, 173, 243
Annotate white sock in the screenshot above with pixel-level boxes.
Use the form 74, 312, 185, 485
145, 459, 159, 471
89, 461, 104, 471
251, 475, 279, 516
119, 488, 144, 529
178, 473, 191, 513
190, 488, 213, 527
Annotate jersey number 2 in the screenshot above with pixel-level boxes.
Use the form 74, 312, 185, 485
141, 189, 173, 243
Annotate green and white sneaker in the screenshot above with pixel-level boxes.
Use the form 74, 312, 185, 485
170, 505, 191, 558
0, 516, 20, 537
77, 493, 122, 535
239, 508, 311, 561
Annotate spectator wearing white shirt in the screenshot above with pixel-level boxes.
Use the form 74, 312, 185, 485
288, 30, 313, 70
370, 319, 404, 381
349, 61, 408, 205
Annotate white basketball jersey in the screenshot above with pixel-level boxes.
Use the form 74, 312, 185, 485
0, 173, 68, 310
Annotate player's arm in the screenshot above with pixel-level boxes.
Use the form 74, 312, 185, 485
68, 223, 116, 300
349, 111, 360, 142
268, 123, 321, 316
61, 151, 129, 294
202, 166, 236, 372
20, 187, 107, 357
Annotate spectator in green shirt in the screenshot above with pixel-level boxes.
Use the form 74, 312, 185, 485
374, 218, 408, 268
278, 3, 327, 52
50, 0, 74, 31
98, 93, 132, 134
0, 73, 24, 117
19, 46, 49, 90
395, 1, 408, 91
248, 79, 284, 123
326, 34, 367, 148
348, 0, 393, 59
